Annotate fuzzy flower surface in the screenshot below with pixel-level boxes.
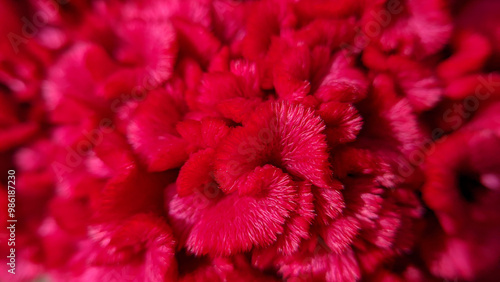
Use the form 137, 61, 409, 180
0, 0, 499, 281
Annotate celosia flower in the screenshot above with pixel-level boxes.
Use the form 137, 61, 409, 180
0, 0, 498, 281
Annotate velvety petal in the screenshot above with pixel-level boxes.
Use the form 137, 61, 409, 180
116, 21, 177, 85
366, 0, 452, 57
185, 165, 297, 256
319, 215, 360, 254
276, 237, 361, 282
313, 184, 345, 226
196, 72, 243, 113
315, 54, 368, 103
273, 181, 315, 255
273, 44, 311, 101
177, 148, 216, 197
216, 97, 263, 124
92, 132, 136, 174
43, 44, 109, 111
438, 31, 491, 81
293, 19, 356, 50
177, 118, 231, 152
173, 18, 221, 67
215, 101, 335, 193
127, 89, 188, 171
84, 214, 177, 282
317, 101, 363, 146
241, 0, 289, 60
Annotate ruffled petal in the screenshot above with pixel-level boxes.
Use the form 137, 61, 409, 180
215, 101, 335, 193
185, 165, 297, 256
127, 89, 188, 171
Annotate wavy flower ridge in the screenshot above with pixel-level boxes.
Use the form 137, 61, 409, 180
1, 0, 499, 281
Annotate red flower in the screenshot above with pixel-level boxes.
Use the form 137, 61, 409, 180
0, 0, 498, 281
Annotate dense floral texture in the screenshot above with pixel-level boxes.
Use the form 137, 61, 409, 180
0, 0, 499, 281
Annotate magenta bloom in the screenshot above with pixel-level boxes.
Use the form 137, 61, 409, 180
0, 0, 499, 281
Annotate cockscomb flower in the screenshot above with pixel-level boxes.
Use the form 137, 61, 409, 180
1, 0, 499, 281
250, 145, 423, 281
168, 102, 336, 256
164, 94, 424, 281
